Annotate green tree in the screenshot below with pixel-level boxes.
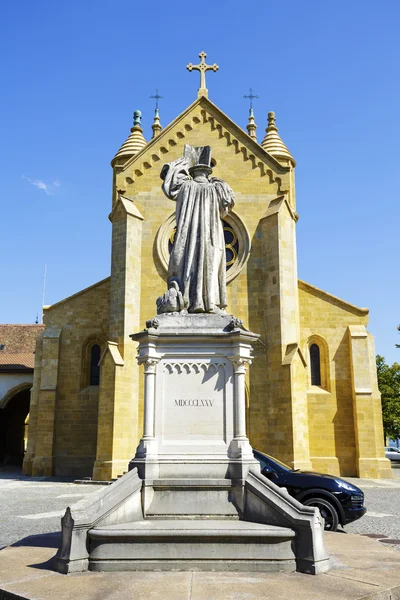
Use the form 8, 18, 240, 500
376, 355, 400, 443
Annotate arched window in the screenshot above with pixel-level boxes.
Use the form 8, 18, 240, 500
310, 343, 321, 386
89, 344, 101, 386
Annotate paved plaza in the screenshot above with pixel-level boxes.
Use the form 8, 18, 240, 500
0, 469, 106, 549
1, 467, 400, 600
1, 466, 400, 551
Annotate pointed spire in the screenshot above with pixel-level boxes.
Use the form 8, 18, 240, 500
246, 107, 257, 140
149, 89, 163, 139
113, 110, 147, 163
243, 88, 259, 140
151, 107, 162, 138
261, 112, 294, 164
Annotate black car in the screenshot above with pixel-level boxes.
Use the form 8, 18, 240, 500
253, 450, 366, 531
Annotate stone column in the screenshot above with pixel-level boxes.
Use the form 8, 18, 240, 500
129, 348, 160, 480
349, 325, 392, 479
93, 196, 143, 481
135, 358, 159, 458
31, 327, 61, 477
22, 330, 44, 475
255, 195, 311, 470
142, 359, 157, 439
233, 358, 249, 440
230, 357, 253, 460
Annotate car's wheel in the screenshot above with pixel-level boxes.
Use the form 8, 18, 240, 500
302, 497, 339, 531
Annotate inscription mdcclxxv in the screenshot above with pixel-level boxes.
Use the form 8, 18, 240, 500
175, 399, 215, 407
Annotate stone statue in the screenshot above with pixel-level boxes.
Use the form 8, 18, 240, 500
157, 145, 235, 314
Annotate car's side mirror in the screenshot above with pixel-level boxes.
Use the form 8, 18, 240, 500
261, 466, 277, 480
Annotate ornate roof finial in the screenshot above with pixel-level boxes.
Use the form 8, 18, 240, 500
247, 107, 257, 140
149, 88, 163, 111
149, 89, 163, 138
133, 110, 142, 127
267, 111, 277, 130
243, 88, 259, 112
186, 51, 219, 98
261, 111, 295, 164
112, 109, 147, 164
152, 108, 162, 139
243, 88, 259, 140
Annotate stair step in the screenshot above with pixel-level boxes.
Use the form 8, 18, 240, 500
90, 519, 294, 539
146, 514, 239, 520
88, 519, 296, 572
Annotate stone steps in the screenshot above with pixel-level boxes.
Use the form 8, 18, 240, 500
87, 518, 296, 572
143, 478, 240, 519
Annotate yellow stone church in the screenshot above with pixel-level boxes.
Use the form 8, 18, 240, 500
23, 59, 390, 481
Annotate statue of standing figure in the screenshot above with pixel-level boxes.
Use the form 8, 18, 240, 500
157, 145, 235, 314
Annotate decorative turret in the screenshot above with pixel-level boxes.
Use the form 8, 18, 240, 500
113, 110, 147, 163
151, 108, 162, 138
261, 112, 294, 164
246, 108, 257, 140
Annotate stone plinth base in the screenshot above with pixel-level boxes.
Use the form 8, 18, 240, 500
31, 456, 53, 477
52, 313, 329, 576
52, 466, 329, 576
88, 519, 296, 572
357, 458, 393, 479
129, 312, 260, 484
310, 456, 341, 476
92, 459, 130, 482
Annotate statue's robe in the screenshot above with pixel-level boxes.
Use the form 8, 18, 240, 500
162, 158, 235, 313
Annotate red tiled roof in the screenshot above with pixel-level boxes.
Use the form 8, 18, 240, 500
0, 324, 45, 371
0, 353, 35, 370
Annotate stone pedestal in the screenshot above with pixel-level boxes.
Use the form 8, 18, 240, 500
129, 313, 260, 518
53, 313, 329, 576
130, 314, 259, 495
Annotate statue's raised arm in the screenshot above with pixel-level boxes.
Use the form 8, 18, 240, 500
157, 145, 234, 315
161, 157, 190, 201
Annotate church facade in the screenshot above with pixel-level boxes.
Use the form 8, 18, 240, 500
22, 80, 390, 481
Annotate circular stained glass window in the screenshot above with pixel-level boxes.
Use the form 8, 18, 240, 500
167, 221, 239, 272
157, 211, 250, 284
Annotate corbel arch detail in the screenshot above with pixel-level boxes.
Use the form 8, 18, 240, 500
117, 109, 287, 195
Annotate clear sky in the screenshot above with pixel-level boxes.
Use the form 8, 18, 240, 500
1, 0, 399, 364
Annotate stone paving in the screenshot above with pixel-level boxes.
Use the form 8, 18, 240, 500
345, 467, 400, 549
1, 530, 400, 599
0, 468, 106, 549
1, 466, 400, 551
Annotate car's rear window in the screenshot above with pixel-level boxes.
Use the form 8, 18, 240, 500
254, 451, 293, 472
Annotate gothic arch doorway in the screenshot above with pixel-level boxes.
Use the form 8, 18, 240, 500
0, 386, 31, 466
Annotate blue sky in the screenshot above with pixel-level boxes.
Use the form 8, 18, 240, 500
1, 0, 399, 364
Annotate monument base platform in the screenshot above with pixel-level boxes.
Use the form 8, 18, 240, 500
88, 518, 296, 572
53, 467, 329, 576
53, 314, 329, 576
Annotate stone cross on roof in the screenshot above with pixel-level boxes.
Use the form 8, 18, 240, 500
187, 51, 219, 98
